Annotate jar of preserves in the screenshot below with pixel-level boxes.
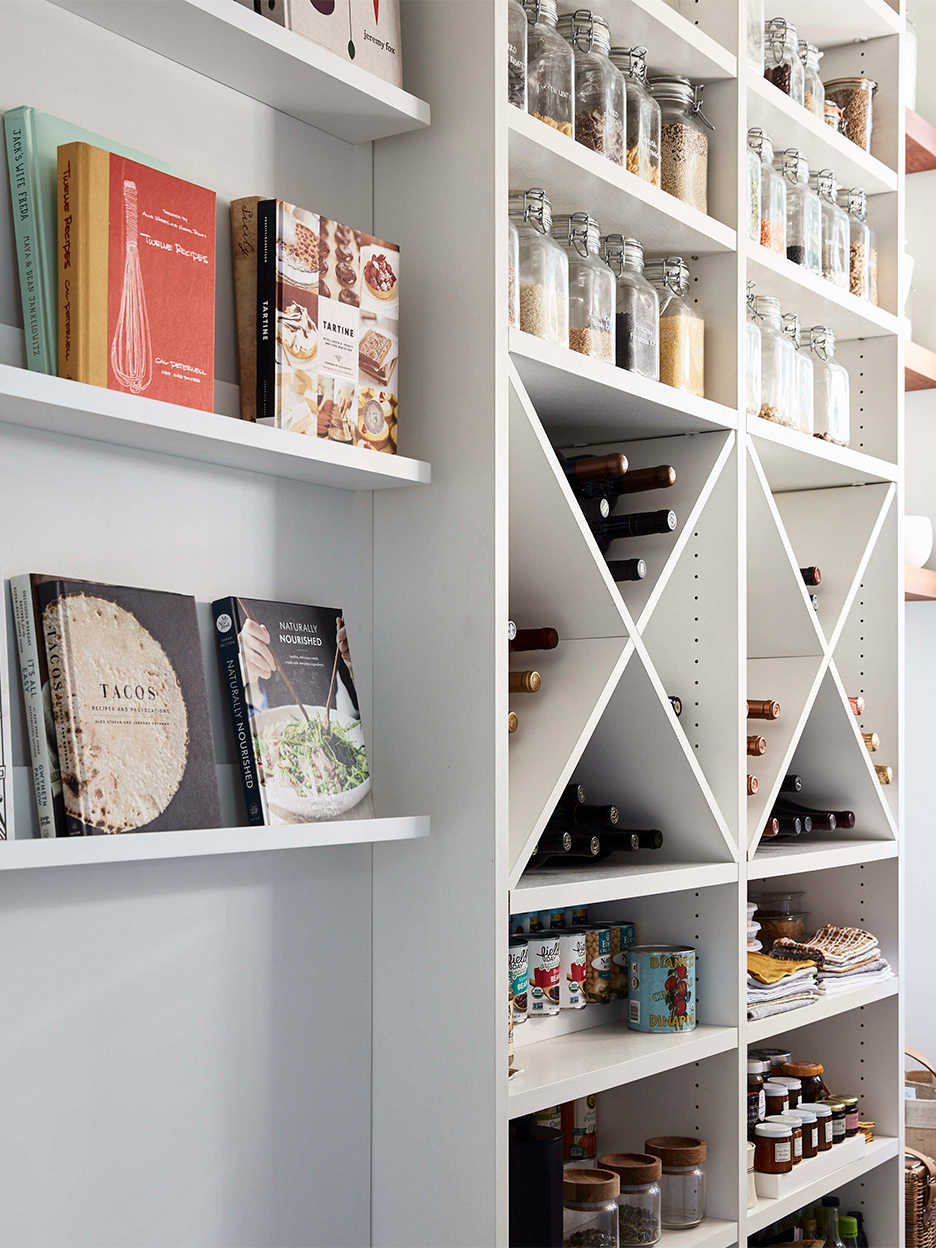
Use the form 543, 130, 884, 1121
812, 1101, 834, 1150
649, 76, 712, 214
610, 46, 661, 185
748, 128, 786, 254
825, 77, 877, 153
754, 1121, 793, 1174
810, 325, 850, 446
799, 41, 824, 118
508, 215, 520, 328
774, 148, 821, 274
507, 0, 528, 110
523, 0, 574, 136
763, 1081, 790, 1117
782, 1061, 827, 1102
828, 1094, 860, 1137
748, 0, 764, 74
819, 1099, 848, 1144
772, 1075, 802, 1110
746, 141, 762, 242
782, 312, 814, 436
603, 234, 659, 380
599, 1152, 662, 1246
764, 18, 804, 106
509, 187, 570, 346
558, 11, 625, 165
766, 1114, 802, 1164
562, 1169, 620, 1248
644, 1137, 706, 1229
748, 1056, 770, 1136
746, 286, 763, 419
839, 187, 875, 302
810, 168, 849, 289
754, 295, 796, 427
552, 212, 615, 361
788, 1106, 819, 1158
645, 257, 704, 396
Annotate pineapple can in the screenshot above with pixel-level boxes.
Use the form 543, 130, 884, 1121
628, 945, 696, 1032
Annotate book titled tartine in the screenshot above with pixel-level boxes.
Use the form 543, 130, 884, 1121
57, 142, 216, 409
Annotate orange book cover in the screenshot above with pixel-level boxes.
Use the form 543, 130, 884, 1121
58, 141, 216, 410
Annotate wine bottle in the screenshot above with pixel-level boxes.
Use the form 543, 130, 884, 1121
862, 731, 879, 752
592, 833, 640, 857
748, 699, 781, 720
762, 817, 780, 838
547, 803, 619, 831
747, 774, 758, 796
669, 695, 682, 717
779, 773, 803, 792
546, 832, 601, 860
579, 496, 611, 526
535, 830, 573, 855
776, 799, 854, 830
591, 509, 677, 552
631, 828, 664, 849
606, 558, 647, 582
607, 464, 677, 495
510, 627, 560, 652
510, 670, 541, 693
772, 814, 811, 836
747, 735, 767, 756
848, 695, 865, 716
800, 566, 822, 586
560, 782, 586, 807
875, 764, 893, 785
508, 712, 519, 734
809, 594, 819, 612
558, 450, 628, 486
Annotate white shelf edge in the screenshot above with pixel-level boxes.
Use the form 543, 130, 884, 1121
659, 1220, 738, 1248
749, 836, 898, 876
748, 415, 901, 490
746, 975, 898, 1042
511, 860, 739, 911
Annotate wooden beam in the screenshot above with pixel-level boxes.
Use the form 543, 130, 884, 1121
905, 565, 936, 601
906, 107, 936, 173
905, 340, 936, 391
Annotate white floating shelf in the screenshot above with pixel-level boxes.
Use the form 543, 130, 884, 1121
510, 329, 737, 445
0, 816, 429, 870
0, 365, 431, 491
761, 0, 901, 48
48, 0, 430, 144
508, 110, 737, 258
749, 836, 898, 877
507, 1022, 737, 1118
749, 417, 900, 492
747, 976, 898, 1042
659, 1221, 738, 1248
512, 861, 738, 912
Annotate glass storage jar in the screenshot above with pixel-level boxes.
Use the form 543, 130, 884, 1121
764, 18, 804, 106
788, 1106, 819, 1158
840, 188, 878, 304
824, 77, 877, 153
748, 128, 786, 254
774, 148, 821, 274
610, 46, 661, 185
558, 11, 625, 165
748, 0, 764, 74
644, 1137, 706, 1230
819, 1099, 848, 1144
754, 1121, 793, 1174
812, 1101, 834, 1150
604, 234, 659, 380
747, 1053, 769, 1135
782, 1060, 827, 1103
509, 187, 569, 346
772, 1075, 803, 1110
782, 312, 814, 435
649, 76, 712, 214
746, 288, 763, 419
563, 1169, 621, 1248
508, 0, 528, 110
810, 168, 849, 289
645, 257, 704, 396
552, 212, 615, 361
810, 325, 850, 446
754, 295, 796, 427
766, 1114, 802, 1164
764, 1081, 790, 1117
746, 141, 762, 242
599, 1152, 662, 1246
508, 215, 520, 328
799, 41, 824, 118
828, 1094, 860, 1137
825, 100, 845, 132
524, 0, 574, 136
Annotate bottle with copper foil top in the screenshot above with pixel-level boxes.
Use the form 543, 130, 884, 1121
747, 775, 759, 796
748, 700, 781, 720
510, 627, 560, 652
509, 670, 541, 693
747, 735, 767, 756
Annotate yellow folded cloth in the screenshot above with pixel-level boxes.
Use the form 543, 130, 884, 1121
748, 951, 818, 985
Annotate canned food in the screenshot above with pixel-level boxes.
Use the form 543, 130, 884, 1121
628, 945, 696, 1032
564, 905, 589, 927
557, 927, 587, 1009
536, 1106, 562, 1132
528, 931, 561, 1015
508, 990, 514, 1071
540, 909, 566, 930
509, 913, 532, 935
608, 920, 636, 998
509, 935, 529, 1023
583, 924, 612, 1004
562, 1095, 598, 1162
528, 912, 545, 934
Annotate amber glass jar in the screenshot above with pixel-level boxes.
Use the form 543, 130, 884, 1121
829, 1094, 860, 1137
754, 1122, 792, 1174
783, 1061, 827, 1103
820, 1100, 847, 1144
763, 1082, 789, 1117
766, 1115, 802, 1164
812, 1102, 833, 1151
788, 1107, 819, 1158
748, 1059, 769, 1137
773, 1076, 801, 1109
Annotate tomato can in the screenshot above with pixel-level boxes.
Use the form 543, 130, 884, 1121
628, 945, 696, 1032
527, 930, 561, 1016
508, 935, 529, 1024
557, 927, 587, 1009
608, 920, 636, 999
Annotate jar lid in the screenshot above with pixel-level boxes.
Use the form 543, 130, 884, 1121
819, 1099, 847, 1112
754, 295, 782, 318
551, 212, 602, 256
508, 187, 552, 234
811, 1102, 833, 1118
509, 935, 529, 947
763, 1082, 789, 1096
773, 148, 809, 183
644, 1136, 707, 1166
809, 168, 838, 202
521, 0, 558, 26
746, 127, 775, 161
837, 187, 868, 219
765, 16, 797, 38
748, 1058, 771, 1074
562, 1168, 620, 1203
644, 257, 691, 298
648, 76, 713, 128
755, 1122, 791, 1138
773, 1076, 803, 1090
787, 1107, 818, 1123
798, 39, 822, 62
828, 1094, 859, 1107
749, 1048, 793, 1062
825, 76, 878, 92
766, 1114, 801, 1127
783, 1061, 824, 1077
746, 1141, 755, 1167
840, 1217, 859, 1238
810, 325, 836, 356
598, 1152, 662, 1185
557, 10, 612, 55
781, 312, 801, 348
609, 46, 648, 79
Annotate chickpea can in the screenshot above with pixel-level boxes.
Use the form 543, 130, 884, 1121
628, 944, 696, 1032
558, 927, 587, 1009
528, 931, 561, 1015
583, 924, 613, 1004
608, 920, 636, 998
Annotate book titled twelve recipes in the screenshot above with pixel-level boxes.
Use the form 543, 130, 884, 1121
213, 596, 372, 825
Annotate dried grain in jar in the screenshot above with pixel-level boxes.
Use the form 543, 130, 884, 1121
649, 76, 712, 215
646, 257, 704, 398
824, 77, 876, 153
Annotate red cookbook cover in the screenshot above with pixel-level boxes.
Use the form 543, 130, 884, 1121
57, 141, 216, 410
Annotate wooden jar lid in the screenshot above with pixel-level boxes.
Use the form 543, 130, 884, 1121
784, 1061, 823, 1077
562, 1168, 620, 1203
644, 1136, 707, 1166
598, 1152, 662, 1186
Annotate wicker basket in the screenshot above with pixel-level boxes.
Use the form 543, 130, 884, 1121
907, 1147, 936, 1248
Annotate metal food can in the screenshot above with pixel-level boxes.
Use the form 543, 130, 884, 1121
536, 1106, 562, 1132
527, 930, 561, 1016
540, 909, 565, 930
528, 912, 545, 935
564, 905, 589, 927
509, 913, 532, 935
582, 924, 612, 1004
557, 927, 587, 1009
508, 989, 514, 1071
628, 945, 696, 1032
608, 920, 636, 999
562, 1095, 597, 1162
508, 935, 529, 1024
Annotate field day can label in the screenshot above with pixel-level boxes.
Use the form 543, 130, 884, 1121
508, 937, 529, 1023
528, 932, 561, 1016
627, 945, 696, 1032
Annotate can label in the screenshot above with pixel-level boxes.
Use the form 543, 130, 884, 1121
508, 991, 514, 1069
536, 1106, 561, 1132
509, 913, 531, 935
562, 1095, 597, 1161
541, 909, 565, 930
584, 927, 612, 1004
628, 946, 696, 1032
528, 933, 561, 1015
558, 929, 587, 1009
564, 906, 589, 927
528, 912, 545, 934
609, 921, 636, 998
508, 940, 529, 1023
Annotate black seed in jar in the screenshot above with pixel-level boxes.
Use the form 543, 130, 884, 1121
765, 63, 792, 95
339, 287, 360, 307
336, 260, 357, 287
564, 1231, 617, 1248
618, 1202, 660, 1245
616, 311, 657, 378
787, 244, 806, 265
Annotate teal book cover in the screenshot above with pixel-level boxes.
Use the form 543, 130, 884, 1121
3, 107, 172, 375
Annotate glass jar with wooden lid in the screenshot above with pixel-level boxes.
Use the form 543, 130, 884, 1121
644, 1137, 706, 1229
599, 1152, 662, 1245
562, 1168, 620, 1248
782, 1061, 828, 1103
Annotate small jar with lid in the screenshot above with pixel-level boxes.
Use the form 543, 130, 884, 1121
782, 1061, 827, 1103
754, 295, 796, 428
788, 1106, 819, 1158
824, 77, 877, 153
507, 0, 528, 110
782, 311, 814, 436
510, 188, 570, 346
799, 42, 825, 118
763, 1081, 790, 1117
523, 0, 574, 136
745, 284, 763, 419
748, 1056, 770, 1137
819, 1099, 848, 1144
812, 1101, 834, 1151
754, 1121, 793, 1174
552, 213, 615, 361
649, 77, 712, 215
599, 1152, 662, 1246
749, 1048, 792, 1072
508, 215, 520, 328
766, 1114, 802, 1164
563, 1169, 620, 1247
645, 257, 704, 396
558, 11, 625, 165
610, 46, 660, 185
810, 325, 850, 446
774, 149, 821, 274
828, 1094, 860, 1137
603, 234, 659, 380
748, 128, 786, 255
772, 1075, 802, 1110
764, 18, 804, 106
644, 1137, 706, 1229
810, 168, 849, 289
825, 100, 845, 132
839, 188, 875, 303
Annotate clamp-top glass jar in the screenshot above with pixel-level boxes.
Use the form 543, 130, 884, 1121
603, 234, 659, 380
552, 213, 615, 361
782, 312, 814, 435
649, 76, 712, 215
746, 138, 762, 242
523, 0, 574, 136
509, 187, 570, 345
810, 325, 850, 446
839, 188, 877, 304
825, 77, 877, 153
558, 11, 625, 165
774, 148, 821, 274
610, 46, 661, 185
746, 284, 763, 419
810, 168, 849, 289
562, 1168, 621, 1248
799, 42, 824, 118
755, 295, 796, 427
644, 1136, 706, 1230
764, 18, 804, 106
748, 0, 764, 74
508, 215, 520, 328
507, 0, 528, 110
645, 257, 704, 396
599, 1152, 662, 1246
748, 128, 786, 255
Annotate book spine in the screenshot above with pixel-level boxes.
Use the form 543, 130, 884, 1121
230, 197, 261, 422
39, 586, 88, 836
0, 571, 13, 838
9, 576, 55, 837
255, 198, 277, 423
4, 110, 51, 373
58, 141, 109, 386
212, 599, 266, 826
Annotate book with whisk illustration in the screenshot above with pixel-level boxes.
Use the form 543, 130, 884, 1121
57, 142, 216, 409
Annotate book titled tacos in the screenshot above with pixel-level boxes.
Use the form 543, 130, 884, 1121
212, 596, 372, 826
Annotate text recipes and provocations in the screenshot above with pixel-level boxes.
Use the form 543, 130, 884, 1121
212, 597, 373, 825
57, 142, 216, 408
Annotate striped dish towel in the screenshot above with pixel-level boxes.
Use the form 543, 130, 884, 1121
772, 925, 879, 968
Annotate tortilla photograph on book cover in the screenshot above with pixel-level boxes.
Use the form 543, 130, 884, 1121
214, 596, 372, 825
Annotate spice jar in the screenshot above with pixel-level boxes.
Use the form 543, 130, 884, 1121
782, 312, 814, 435
774, 148, 821, 274
782, 1060, 827, 1103
649, 77, 712, 215
746, 285, 763, 419
645, 257, 704, 396
764, 1081, 790, 1117
825, 77, 877, 153
563, 1168, 621, 1248
788, 1106, 819, 1158
764, 18, 804, 106
810, 325, 850, 446
810, 169, 849, 290
766, 1114, 802, 1164
748, 0, 764, 73
839, 188, 875, 303
558, 11, 625, 165
603, 234, 659, 380
754, 1121, 793, 1174
509, 187, 570, 346
551, 213, 615, 361
524, 0, 574, 136
748, 1056, 770, 1136
508, 215, 520, 328
610, 47, 661, 185
746, 140, 762, 243
599, 1152, 662, 1245
508, 0, 528, 110
748, 128, 786, 255
819, 1099, 847, 1144
644, 1137, 706, 1230
812, 1101, 834, 1151
825, 100, 845, 132
799, 42, 824, 118
754, 295, 796, 428
772, 1075, 802, 1110
828, 1094, 860, 1137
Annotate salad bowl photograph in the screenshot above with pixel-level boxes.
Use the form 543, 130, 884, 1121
251, 703, 371, 822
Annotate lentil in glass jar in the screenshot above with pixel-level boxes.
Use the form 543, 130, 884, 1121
645, 257, 704, 396
509, 187, 570, 346
558, 11, 625, 165
603, 234, 659, 381
764, 18, 804, 106
523, 0, 574, 136
649, 76, 712, 215
610, 46, 661, 185
551, 212, 615, 362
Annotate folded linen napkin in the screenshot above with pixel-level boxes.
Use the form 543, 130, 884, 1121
772, 924, 879, 968
747, 992, 821, 1021
818, 955, 889, 980
819, 968, 895, 995
748, 951, 818, 985
816, 952, 882, 976
748, 972, 817, 998
748, 981, 818, 1004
